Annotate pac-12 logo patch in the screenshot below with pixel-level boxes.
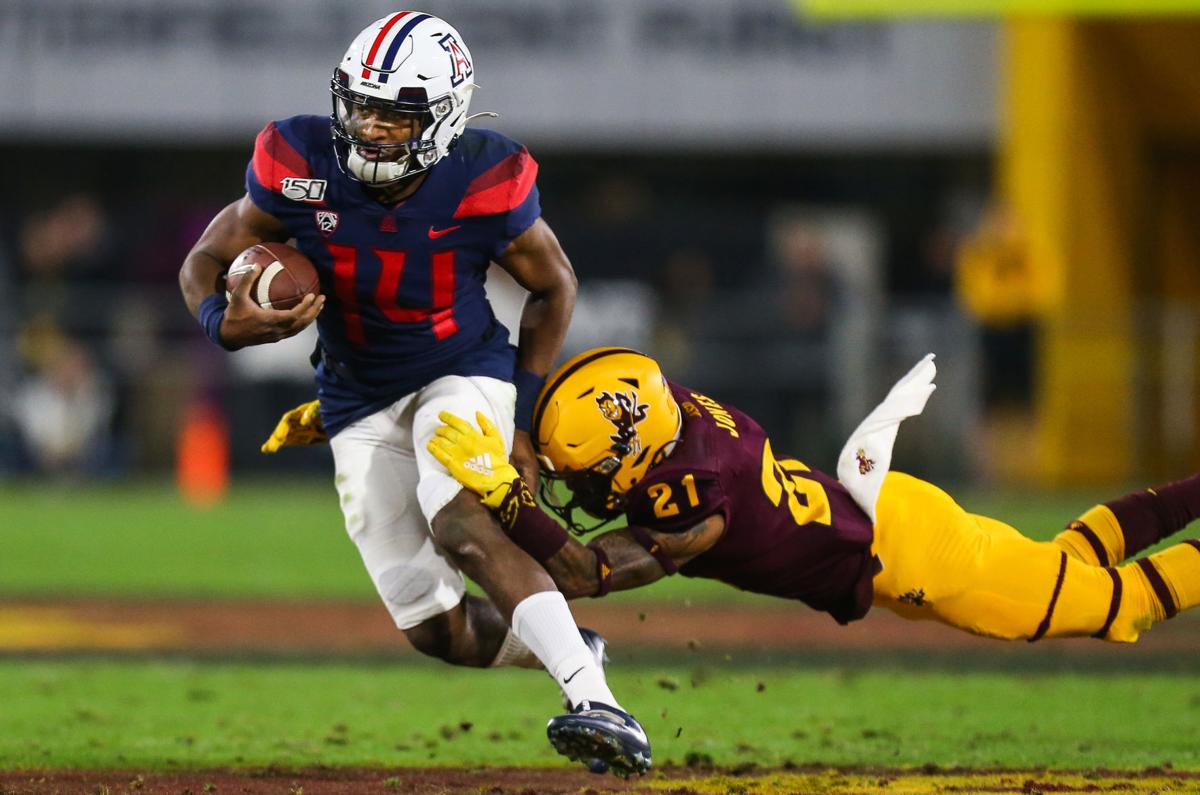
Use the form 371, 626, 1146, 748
438, 33, 473, 87
315, 210, 340, 236
281, 177, 328, 203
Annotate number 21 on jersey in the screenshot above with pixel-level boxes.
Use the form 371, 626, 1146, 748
646, 473, 701, 519
760, 439, 831, 526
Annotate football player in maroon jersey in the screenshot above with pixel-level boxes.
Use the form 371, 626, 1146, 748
429, 347, 1200, 645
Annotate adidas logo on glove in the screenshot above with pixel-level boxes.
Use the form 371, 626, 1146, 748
463, 453, 493, 476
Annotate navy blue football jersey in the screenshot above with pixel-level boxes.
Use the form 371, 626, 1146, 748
245, 115, 540, 435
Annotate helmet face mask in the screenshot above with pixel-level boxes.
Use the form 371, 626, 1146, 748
330, 75, 440, 183
538, 463, 627, 536
532, 348, 682, 535
329, 13, 477, 186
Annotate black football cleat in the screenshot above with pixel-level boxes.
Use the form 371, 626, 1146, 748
547, 700, 651, 778
579, 627, 610, 669
560, 628, 614, 774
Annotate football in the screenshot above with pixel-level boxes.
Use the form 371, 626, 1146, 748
224, 242, 321, 311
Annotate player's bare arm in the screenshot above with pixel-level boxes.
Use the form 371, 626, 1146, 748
541, 516, 726, 599
425, 407, 725, 597
496, 217, 577, 377
179, 195, 324, 347
495, 217, 578, 483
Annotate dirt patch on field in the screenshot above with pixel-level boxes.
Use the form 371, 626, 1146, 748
1, 598, 1198, 657
1, 766, 1194, 795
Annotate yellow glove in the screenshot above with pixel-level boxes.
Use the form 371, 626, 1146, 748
426, 410, 519, 509
261, 400, 327, 453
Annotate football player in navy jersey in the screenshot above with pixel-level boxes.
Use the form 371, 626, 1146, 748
430, 347, 1200, 647
179, 13, 649, 776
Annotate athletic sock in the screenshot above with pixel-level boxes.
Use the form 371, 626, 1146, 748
1138, 540, 1200, 623
489, 629, 541, 669
510, 590, 621, 711
1110, 476, 1200, 557
1055, 507, 1125, 566
1055, 474, 1200, 565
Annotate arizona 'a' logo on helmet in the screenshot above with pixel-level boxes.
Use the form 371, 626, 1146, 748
330, 12, 484, 185
438, 33, 473, 87
533, 348, 681, 533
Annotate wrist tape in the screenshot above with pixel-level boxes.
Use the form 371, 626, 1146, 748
499, 478, 569, 563
198, 293, 241, 351
513, 368, 546, 433
587, 543, 614, 598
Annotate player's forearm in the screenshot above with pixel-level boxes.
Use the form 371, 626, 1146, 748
491, 478, 664, 598
180, 195, 290, 319
588, 531, 669, 593
514, 271, 576, 375
460, 480, 601, 599
541, 539, 603, 599
497, 218, 578, 376
179, 248, 228, 318
511, 278, 574, 441
539, 531, 667, 599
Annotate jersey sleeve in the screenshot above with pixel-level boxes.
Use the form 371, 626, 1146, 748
452, 144, 541, 258
244, 120, 317, 216
626, 470, 727, 534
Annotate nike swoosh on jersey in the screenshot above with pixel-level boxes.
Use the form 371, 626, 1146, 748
428, 225, 462, 239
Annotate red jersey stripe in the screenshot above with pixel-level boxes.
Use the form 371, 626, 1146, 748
375, 249, 426, 323
251, 122, 312, 193
431, 250, 456, 309
329, 243, 366, 346
362, 11, 408, 78
453, 149, 538, 218
430, 308, 459, 340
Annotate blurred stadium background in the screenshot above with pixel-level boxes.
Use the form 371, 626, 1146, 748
5, 0, 1199, 495
6, 1, 1200, 785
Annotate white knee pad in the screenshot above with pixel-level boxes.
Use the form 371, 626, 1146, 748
331, 403, 466, 630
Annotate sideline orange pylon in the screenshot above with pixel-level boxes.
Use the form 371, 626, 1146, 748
176, 400, 229, 507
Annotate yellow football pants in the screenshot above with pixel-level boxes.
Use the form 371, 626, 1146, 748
871, 472, 1200, 643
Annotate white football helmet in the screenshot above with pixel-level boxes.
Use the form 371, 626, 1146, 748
331, 12, 480, 185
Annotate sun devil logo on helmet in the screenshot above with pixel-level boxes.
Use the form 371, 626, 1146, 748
595, 391, 649, 457
438, 33, 472, 87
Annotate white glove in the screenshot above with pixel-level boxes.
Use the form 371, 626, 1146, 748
836, 353, 937, 523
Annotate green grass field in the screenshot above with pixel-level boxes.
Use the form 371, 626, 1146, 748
0, 478, 1118, 602
3, 659, 1197, 770
2, 479, 1198, 781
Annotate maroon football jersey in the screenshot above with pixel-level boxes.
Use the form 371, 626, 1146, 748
624, 383, 878, 624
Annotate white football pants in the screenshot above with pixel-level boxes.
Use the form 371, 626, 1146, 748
329, 375, 516, 630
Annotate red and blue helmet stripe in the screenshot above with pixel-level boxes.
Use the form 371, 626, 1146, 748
360, 11, 432, 84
